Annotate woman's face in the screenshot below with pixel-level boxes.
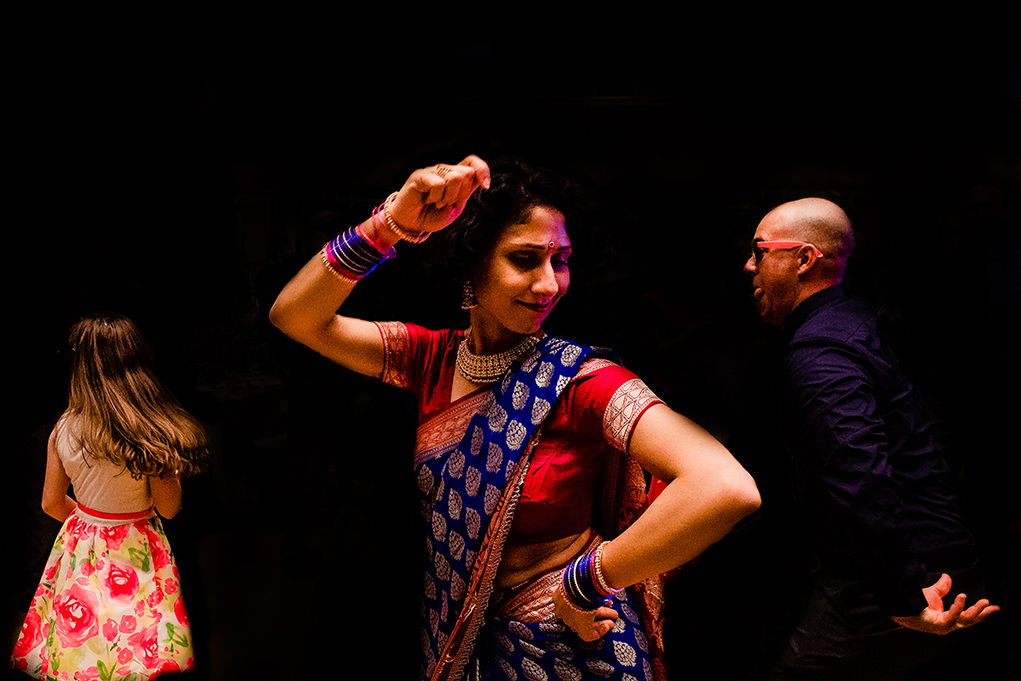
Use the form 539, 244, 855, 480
471, 205, 571, 346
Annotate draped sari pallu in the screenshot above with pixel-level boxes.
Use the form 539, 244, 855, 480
414, 337, 666, 681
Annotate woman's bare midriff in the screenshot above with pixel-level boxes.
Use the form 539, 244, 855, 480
494, 528, 592, 590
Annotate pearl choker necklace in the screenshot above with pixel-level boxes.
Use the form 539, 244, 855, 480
456, 329, 544, 384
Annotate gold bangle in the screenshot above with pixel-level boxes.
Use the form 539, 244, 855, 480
381, 192, 430, 243
553, 584, 599, 615
594, 541, 623, 596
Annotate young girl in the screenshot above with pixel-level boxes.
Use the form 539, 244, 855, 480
10, 314, 208, 679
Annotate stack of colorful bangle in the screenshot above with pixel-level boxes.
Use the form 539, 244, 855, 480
321, 224, 395, 282
561, 541, 624, 611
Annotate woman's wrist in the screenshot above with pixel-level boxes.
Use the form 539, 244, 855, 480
358, 216, 400, 251
373, 192, 430, 243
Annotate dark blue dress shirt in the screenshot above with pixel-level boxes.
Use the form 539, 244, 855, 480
773, 285, 975, 616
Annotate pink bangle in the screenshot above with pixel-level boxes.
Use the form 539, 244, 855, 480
355, 222, 391, 254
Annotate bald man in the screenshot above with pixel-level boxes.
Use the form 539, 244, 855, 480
744, 199, 999, 679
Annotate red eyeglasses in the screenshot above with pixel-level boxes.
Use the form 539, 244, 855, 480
751, 241, 824, 263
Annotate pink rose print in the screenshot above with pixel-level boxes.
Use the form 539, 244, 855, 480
150, 658, 182, 678
118, 647, 134, 664
100, 524, 130, 551
104, 562, 140, 603
164, 578, 178, 595
12, 608, 43, 659
147, 588, 165, 609
53, 582, 100, 648
103, 618, 119, 642
75, 666, 101, 680
65, 513, 80, 536
173, 594, 190, 627
134, 600, 147, 618
45, 564, 58, 581
147, 528, 171, 571
80, 560, 95, 578
119, 614, 137, 633
64, 515, 96, 553
128, 623, 160, 669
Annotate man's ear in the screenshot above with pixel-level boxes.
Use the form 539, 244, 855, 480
796, 246, 820, 275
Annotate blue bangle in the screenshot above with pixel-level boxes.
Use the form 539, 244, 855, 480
322, 225, 395, 280
562, 550, 610, 610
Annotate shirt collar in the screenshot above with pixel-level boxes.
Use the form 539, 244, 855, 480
779, 284, 845, 343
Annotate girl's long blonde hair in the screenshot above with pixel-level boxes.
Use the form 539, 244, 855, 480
66, 314, 208, 479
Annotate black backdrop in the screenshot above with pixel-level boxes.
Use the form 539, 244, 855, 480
5, 2, 1019, 679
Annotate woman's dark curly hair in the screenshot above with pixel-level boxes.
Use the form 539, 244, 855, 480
422, 157, 586, 303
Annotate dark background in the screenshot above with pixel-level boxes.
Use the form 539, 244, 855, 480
5, 1, 1019, 679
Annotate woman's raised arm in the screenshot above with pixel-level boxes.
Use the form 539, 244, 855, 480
269, 156, 490, 377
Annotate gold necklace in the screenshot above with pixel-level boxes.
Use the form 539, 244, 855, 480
456, 328, 544, 383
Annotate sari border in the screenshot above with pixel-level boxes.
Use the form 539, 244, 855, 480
414, 390, 492, 468
431, 441, 535, 681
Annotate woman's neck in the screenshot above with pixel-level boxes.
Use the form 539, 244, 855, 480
467, 313, 539, 356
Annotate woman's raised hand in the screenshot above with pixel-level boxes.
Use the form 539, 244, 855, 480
387, 155, 491, 235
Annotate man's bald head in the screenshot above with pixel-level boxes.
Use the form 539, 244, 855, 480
745, 198, 855, 325
761, 198, 854, 281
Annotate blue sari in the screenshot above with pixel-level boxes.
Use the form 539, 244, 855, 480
415, 336, 665, 681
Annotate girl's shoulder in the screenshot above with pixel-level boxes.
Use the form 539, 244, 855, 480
53, 411, 76, 444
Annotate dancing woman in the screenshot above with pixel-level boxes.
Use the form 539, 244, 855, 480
270, 155, 760, 680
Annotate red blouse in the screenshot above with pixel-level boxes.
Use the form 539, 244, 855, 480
376, 322, 662, 545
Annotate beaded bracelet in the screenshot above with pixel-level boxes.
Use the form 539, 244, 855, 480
561, 541, 624, 611
321, 224, 395, 282
371, 192, 430, 244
